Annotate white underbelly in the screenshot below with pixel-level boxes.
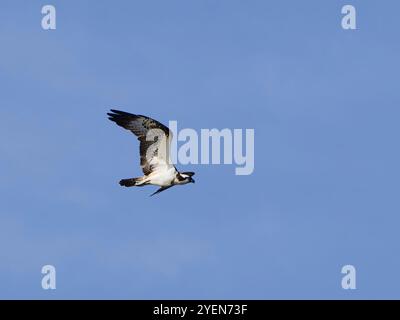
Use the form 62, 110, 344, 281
147, 168, 175, 186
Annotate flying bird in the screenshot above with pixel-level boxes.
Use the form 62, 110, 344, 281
107, 109, 195, 196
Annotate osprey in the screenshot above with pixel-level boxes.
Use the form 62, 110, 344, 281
107, 109, 195, 196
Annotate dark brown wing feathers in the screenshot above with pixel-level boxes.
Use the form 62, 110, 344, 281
107, 109, 171, 175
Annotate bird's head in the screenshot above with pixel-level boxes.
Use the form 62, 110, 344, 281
178, 172, 195, 184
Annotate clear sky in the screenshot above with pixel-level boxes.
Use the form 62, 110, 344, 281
1, 0, 399, 299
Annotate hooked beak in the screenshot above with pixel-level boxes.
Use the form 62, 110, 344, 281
190, 178, 195, 183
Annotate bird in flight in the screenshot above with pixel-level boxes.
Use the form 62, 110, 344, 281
107, 109, 195, 196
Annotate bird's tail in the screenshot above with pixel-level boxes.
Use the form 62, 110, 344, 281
119, 177, 145, 187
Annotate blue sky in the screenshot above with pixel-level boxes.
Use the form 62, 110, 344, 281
1, 0, 399, 299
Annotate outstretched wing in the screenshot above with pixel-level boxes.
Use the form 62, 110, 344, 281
150, 186, 173, 197
107, 109, 174, 175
